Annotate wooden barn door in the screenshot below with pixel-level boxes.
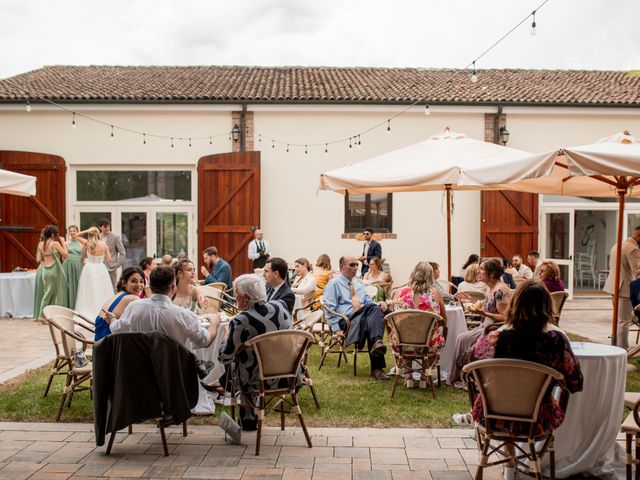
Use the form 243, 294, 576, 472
198, 152, 260, 277
0, 151, 66, 271
480, 191, 538, 260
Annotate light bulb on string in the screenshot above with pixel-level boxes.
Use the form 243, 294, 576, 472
71, 113, 77, 130
471, 62, 478, 83
349, 137, 353, 151
258, 133, 262, 143
171, 137, 174, 148
110, 125, 114, 140
286, 144, 290, 153
25, 99, 31, 112
357, 134, 362, 148
324, 144, 328, 155
272, 140, 275, 149
305, 145, 308, 155
209, 137, 212, 145
530, 11, 537, 36
188, 138, 192, 147
143, 133, 146, 145
424, 105, 431, 116
387, 120, 391, 134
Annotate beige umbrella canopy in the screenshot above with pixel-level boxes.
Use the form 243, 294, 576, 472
319, 128, 541, 279
493, 131, 640, 346
0, 169, 36, 197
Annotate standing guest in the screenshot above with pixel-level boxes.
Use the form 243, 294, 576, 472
291, 257, 317, 304
63, 225, 85, 309
448, 258, 512, 386
94, 267, 146, 341
391, 262, 447, 388
109, 266, 220, 349
201, 246, 233, 291
160, 254, 173, 267
33, 225, 68, 319
604, 226, 640, 349
528, 251, 543, 280
363, 257, 392, 299
248, 229, 271, 270
219, 274, 292, 431
264, 257, 295, 313
75, 227, 115, 320
311, 254, 334, 302
99, 218, 126, 289
359, 228, 381, 277
429, 262, 455, 303
538, 261, 566, 293
323, 255, 389, 380
173, 258, 208, 312
139, 257, 155, 297
511, 254, 533, 281
457, 263, 487, 295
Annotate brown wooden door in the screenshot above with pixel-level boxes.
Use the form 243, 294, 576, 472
0, 151, 66, 271
480, 191, 538, 260
198, 152, 260, 277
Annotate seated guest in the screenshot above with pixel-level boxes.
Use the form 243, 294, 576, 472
109, 266, 220, 348
201, 246, 233, 291
219, 274, 292, 431
160, 254, 173, 267
291, 257, 317, 304
94, 267, 146, 341
511, 254, 533, 281
538, 260, 565, 293
457, 263, 487, 295
139, 257, 156, 298
448, 258, 512, 386
323, 255, 389, 380
429, 262, 455, 302
528, 251, 543, 280
363, 257, 393, 299
391, 262, 447, 387
311, 254, 334, 302
453, 281, 583, 479
264, 257, 296, 313
457, 254, 480, 278
500, 258, 516, 289
173, 258, 208, 312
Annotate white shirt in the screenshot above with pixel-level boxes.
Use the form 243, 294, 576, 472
291, 274, 317, 300
514, 264, 534, 280
248, 238, 272, 260
110, 294, 211, 348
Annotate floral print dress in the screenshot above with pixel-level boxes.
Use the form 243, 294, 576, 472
388, 287, 445, 353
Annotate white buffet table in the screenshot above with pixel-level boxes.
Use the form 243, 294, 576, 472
439, 305, 466, 377
546, 342, 626, 479
0, 272, 36, 318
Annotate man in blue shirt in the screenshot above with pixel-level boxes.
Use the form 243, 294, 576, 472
323, 255, 389, 380
201, 246, 233, 291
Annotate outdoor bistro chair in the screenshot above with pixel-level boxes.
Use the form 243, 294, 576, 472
231, 330, 314, 455
292, 308, 324, 409
462, 358, 569, 480
461, 290, 486, 329
549, 291, 569, 326
621, 392, 640, 479
199, 285, 239, 316
385, 309, 444, 398
42, 305, 95, 398
48, 314, 94, 422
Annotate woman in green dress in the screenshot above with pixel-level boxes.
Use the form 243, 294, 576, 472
63, 225, 85, 310
34, 225, 68, 319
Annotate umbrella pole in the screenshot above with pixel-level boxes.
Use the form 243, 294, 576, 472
446, 185, 452, 282
611, 188, 626, 346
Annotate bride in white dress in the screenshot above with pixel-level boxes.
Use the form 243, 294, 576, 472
75, 227, 115, 320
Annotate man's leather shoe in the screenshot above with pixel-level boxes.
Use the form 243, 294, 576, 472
371, 369, 390, 381
370, 339, 387, 357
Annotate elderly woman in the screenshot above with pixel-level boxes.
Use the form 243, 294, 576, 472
538, 260, 566, 293
448, 257, 512, 386
219, 274, 293, 431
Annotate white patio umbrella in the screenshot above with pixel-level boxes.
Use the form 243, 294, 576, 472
0, 169, 36, 196
319, 128, 544, 279
492, 131, 640, 346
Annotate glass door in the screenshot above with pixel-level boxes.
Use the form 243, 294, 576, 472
540, 209, 574, 298
120, 211, 148, 269
150, 208, 192, 259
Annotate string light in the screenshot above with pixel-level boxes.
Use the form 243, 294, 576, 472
171, 137, 174, 148
143, 133, 146, 145
272, 140, 275, 149
471, 62, 478, 83
71, 113, 77, 130
25, 99, 31, 112
424, 105, 431, 116
110, 125, 114, 139
188, 138, 192, 147
258, 133, 262, 143
357, 134, 362, 148
209, 137, 212, 145
286, 144, 289, 153
349, 137, 353, 151
530, 11, 537, 36
325, 144, 328, 155
305, 145, 308, 155
387, 120, 391, 134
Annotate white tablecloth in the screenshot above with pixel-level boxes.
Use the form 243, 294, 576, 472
547, 342, 626, 479
0, 272, 36, 318
439, 305, 466, 376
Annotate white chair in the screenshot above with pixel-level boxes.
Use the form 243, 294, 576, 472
575, 241, 596, 287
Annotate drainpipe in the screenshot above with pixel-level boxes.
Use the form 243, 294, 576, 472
494, 105, 503, 145
240, 104, 247, 152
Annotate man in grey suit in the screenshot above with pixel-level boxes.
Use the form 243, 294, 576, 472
604, 226, 640, 349
99, 218, 127, 289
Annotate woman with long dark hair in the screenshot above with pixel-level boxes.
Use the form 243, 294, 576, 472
94, 267, 145, 341
34, 225, 68, 319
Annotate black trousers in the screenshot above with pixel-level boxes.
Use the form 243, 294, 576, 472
341, 303, 387, 370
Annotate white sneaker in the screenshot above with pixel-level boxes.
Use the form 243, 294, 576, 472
452, 412, 473, 427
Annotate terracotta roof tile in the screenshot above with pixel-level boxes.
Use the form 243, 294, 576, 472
0, 65, 639, 106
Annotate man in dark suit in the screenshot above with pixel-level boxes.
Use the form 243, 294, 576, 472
263, 257, 295, 314
359, 228, 382, 277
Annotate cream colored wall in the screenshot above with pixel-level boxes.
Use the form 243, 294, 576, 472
254, 111, 483, 282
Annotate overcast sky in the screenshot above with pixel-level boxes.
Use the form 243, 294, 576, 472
1, 0, 639, 79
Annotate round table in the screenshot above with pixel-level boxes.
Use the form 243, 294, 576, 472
439, 305, 466, 377
0, 272, 36, 318
546, 341, 626, 479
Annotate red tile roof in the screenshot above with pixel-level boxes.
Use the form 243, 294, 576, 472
1, 65, 639, 106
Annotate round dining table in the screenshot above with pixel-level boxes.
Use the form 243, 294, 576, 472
439, 304, 466, 378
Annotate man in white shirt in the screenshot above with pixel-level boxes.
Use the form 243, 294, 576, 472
511, 254, 533, 281
110, 266, 220, 349
248, 229, 272, 270
527, 251, 543, 280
